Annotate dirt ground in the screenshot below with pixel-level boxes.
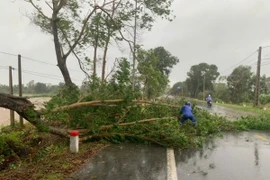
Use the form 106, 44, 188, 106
0, 97, 51, 127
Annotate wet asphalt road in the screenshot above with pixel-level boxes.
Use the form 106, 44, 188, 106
196, 102, 255, 120
71, 105, 270, 180
70, 144, 167, 180
175, 131, 270, 180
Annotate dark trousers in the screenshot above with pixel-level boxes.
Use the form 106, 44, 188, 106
179, 115, 197, 126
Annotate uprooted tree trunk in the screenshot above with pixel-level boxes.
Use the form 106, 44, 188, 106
0, 93, 178, 139
0, 93, 69, 137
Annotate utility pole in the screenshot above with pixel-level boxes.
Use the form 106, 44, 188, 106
202, 71, 205, 100
254, 46, 262, 107
9, 66, 15, 127
132, 0, 138, 91
18, 54, 23, 126
203, 75, 205, 101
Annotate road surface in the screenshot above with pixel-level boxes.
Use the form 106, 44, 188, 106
70, 105, 270, 180
196, 102, 255, 120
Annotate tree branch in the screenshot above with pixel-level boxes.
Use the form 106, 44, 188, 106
25, 0, 50, 20
96, 5, 135, 54
63, 6, 98, 59
45, 1, 53, 10
99, 117, 175, 130
55, 0, 67, 14
50, 99, 179, 113
58, 25, 90, 80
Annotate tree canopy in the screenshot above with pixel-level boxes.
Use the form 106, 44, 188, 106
186, 63, 220, 98
227, 65, 253, 103
24, 0, 175, 85
137, 47, 179, 99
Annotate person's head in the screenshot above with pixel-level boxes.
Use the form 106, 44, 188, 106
208, 94, 211, 97
185, 102, 191, 106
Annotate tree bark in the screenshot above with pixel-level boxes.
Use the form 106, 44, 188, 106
102, 39, 109, 81
51, 12, 73, 85
0, 93, 69, 137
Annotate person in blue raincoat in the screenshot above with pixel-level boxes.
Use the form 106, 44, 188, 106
179, 102, 197, 126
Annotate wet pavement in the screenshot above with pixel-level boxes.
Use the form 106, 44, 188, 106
70, 104, 269, 180
175, 131, 270, 180
70, 144, 167, 180
71, 131, 270, 180
196, 102, 255, 120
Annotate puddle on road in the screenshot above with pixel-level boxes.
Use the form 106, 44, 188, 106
175, 131, 270, 180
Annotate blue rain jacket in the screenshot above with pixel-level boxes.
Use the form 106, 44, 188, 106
180, 105, 193, 117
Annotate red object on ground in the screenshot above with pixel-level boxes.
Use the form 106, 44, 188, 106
70, 130, 79, 136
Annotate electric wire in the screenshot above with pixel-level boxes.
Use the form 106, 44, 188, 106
219, 50, 258, 75
0, 50, 82, 72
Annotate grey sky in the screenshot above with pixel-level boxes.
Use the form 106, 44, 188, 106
1, 0, 270, 87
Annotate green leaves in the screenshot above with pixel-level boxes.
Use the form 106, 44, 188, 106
137, 47, 178, 99
186, 63, 220, 98
227, 65, 253, 103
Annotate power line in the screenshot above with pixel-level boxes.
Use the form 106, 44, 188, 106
261, 61, 270, 67
220, 50, 258, 75
12, 68, 82, 82
0, 51, 17, 57
262, 45, 270, 49
0, 67, 8, 70
22, 56, 58, 67
21, 56, 82, 72
0, 65, 9, 69
0, 50, 83, 73
262, 54, 270, 57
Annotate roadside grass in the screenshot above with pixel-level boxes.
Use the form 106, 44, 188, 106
232, 112, 270, 131
0, 124, 106, 180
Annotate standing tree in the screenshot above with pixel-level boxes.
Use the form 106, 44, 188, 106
186, 63, 220, 98
213, 83, 230, 103
227, 65, 253, 103
23, 0, 175, 86
137, 47, 179, 99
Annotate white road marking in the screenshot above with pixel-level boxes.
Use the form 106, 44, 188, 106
167, 148, 178, 180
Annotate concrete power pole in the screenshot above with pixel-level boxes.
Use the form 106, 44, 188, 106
9, 66, 15, 127
18, 54, 24, 126
254, 47, 262, 107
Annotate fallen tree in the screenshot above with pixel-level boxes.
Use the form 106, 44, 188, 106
0, 93, 70, 137
0, 93, 178, 140
0, 93, 237, 150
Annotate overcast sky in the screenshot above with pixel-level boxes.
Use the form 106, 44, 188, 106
1, 0, 270, 87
